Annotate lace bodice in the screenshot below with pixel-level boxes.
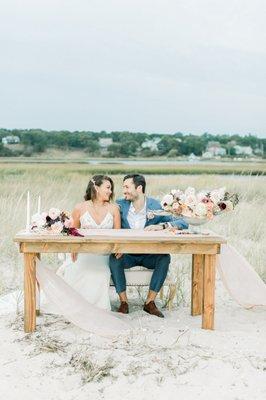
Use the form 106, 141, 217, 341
80, 211, 114, 229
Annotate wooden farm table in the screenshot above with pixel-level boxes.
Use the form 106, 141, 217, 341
14, 229, 226, 333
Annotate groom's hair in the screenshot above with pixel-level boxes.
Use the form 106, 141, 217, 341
123, 174, 146, 193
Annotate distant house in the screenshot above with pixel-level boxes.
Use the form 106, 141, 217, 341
233, 145, 253, 156
202, 151, 213, 159
99, 138, 113, 151
188, 153, 199, 162
206, 141, 226, 157
2, 136, 20, 145
141, 138, 161, 151
254, 145, 264, 156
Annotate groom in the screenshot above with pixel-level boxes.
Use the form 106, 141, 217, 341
109, 174, 188, 318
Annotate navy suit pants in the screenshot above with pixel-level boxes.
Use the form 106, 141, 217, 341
109, 253, 170, 294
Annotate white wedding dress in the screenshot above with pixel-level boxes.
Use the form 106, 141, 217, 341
36, 211, 131, 337
58, 211, 113, 311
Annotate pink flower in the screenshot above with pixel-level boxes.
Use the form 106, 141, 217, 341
206, 202, 214, 211
201, 197, 211, 204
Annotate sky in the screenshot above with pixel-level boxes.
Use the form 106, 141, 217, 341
0, 0, 266, 137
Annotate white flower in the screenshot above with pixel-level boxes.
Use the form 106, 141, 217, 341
171, 189, 183, 199
31, 213, 46, 227
210, 189, 223, 204
218, 187, 226, 199
179, 194, 187, 203
48, 208, 61, 220
161, 194, 174, 208
184, 187, 195, 197
195, 203, 208, 217
224, 200, 234, 212
50, 221, 64, 234
197, 191, 208, 202
170, 189, 178, 196
185, 194, 197, 207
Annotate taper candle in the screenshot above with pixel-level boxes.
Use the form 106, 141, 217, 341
37, 195, 41, 214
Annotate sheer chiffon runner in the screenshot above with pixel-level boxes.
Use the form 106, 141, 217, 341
218, 244, 266, 309
36, 262, 131, 338
36, 240, 266, 337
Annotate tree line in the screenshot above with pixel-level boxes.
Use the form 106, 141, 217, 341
0, 128, 265, 158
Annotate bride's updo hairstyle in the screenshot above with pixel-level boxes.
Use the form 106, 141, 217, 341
84, 175, 114, 201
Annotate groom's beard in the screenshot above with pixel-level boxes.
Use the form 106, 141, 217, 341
124, 193, 142, 202
124, 193, 136, 201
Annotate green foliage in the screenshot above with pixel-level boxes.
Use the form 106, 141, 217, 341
167, 149, 179, 158
0, 128, 264, 158
85, 140, 100, 155
107, 143, 123, 157
0, 142, 13, 156
179, 135, 205, 156
157, 136, 180, 156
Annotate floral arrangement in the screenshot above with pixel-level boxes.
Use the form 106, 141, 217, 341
31, 208, 83, 236
160, 187, 239, 220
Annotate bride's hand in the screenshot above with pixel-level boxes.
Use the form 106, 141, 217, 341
71, 253, 78, 262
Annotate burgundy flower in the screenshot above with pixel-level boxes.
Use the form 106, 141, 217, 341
218, 202, 227, 210
68, 227, 84, 237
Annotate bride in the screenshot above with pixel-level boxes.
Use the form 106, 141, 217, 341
58, 174, 121, 311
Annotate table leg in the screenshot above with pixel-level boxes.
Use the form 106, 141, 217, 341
36, 281, 40, 316
191, 254, 203, 316
36, 254, 41, 316
24, 253, 37, 333
202, 254, 216, 330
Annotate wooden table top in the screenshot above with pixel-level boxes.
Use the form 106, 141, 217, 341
14, 229, 227, 244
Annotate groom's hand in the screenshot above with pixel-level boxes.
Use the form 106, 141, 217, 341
144, 224, 164, 231
115, 253, 123, 259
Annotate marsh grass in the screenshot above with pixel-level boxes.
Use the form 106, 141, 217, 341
0, 165, 265, 301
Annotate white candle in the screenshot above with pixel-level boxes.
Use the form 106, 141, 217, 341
26, 191, 30, 232
37, 195, 41, 214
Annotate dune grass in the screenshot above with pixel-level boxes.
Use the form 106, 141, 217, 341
0, 164, 265, 296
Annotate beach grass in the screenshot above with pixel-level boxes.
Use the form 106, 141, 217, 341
0, 164, 265, 296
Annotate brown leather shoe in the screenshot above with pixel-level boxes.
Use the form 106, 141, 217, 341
117, 301, 129, 314
143, 301, 164, 318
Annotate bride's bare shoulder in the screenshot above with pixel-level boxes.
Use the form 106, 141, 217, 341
73, 201, 87, 213
108, 203, 120, 214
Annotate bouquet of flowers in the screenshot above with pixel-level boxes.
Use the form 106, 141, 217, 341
31, 208, 83, 236
160, 187, 239, 221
